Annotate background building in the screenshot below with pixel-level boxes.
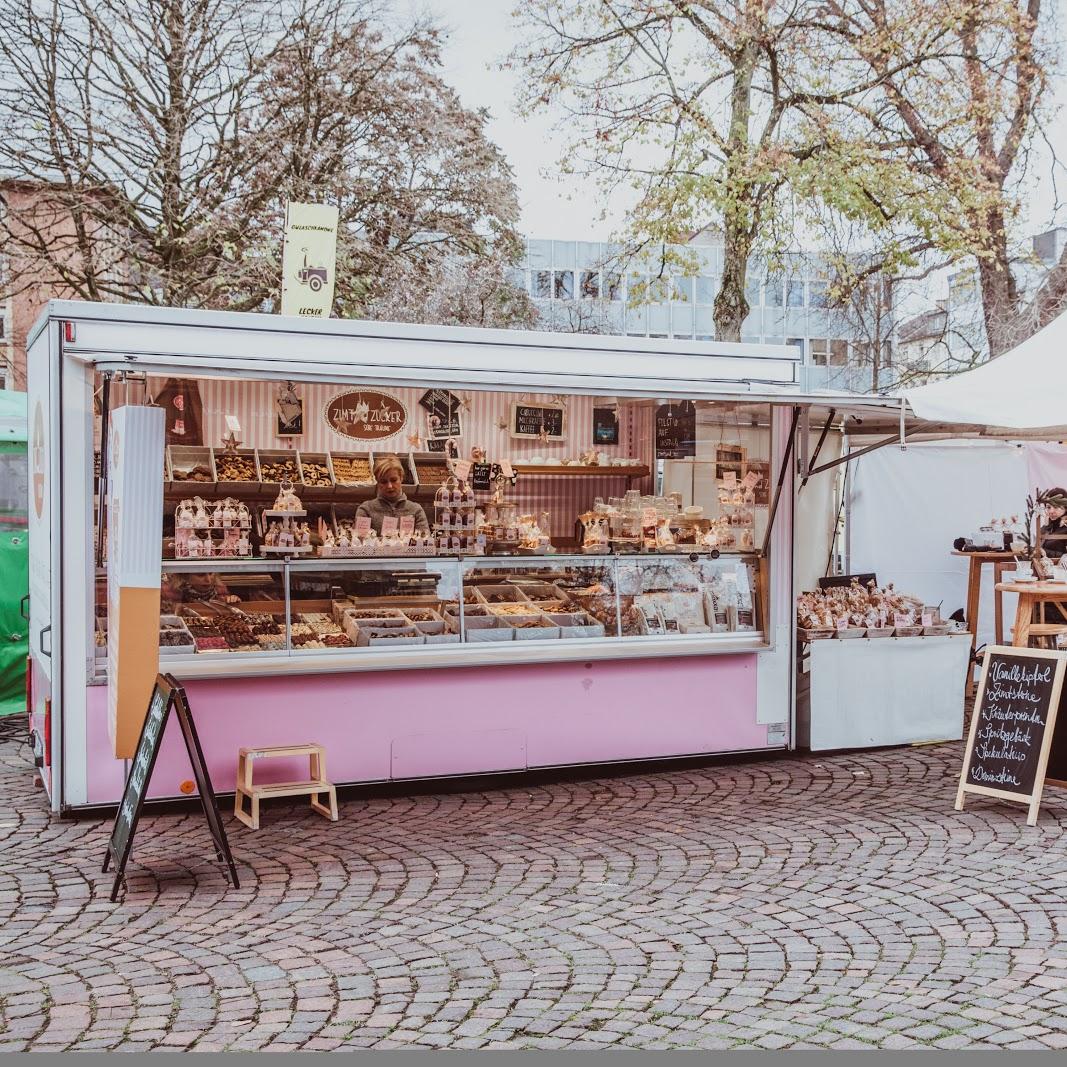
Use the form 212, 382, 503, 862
514, 233, 898, 394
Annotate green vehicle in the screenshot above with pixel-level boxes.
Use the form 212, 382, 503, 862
0, 390, 28, 717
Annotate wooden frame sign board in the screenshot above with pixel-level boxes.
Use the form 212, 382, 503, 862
103, 673, 239, 902
956, 646, 1067, 826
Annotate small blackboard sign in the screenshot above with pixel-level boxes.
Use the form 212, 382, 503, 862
102, 674, 239, 902
956, 647, 1067, 826
470, 463, 493, 491
511, 403, 565, 441
420, 389, 463, 440
819, 573, 877, 591
655, 401, 696, 459
593, 407, 619, 446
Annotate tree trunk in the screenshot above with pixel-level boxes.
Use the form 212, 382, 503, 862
975, 206, 1020, 357
714, 39, 758, 343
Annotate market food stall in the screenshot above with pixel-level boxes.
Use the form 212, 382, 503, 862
27, 301, 942, 813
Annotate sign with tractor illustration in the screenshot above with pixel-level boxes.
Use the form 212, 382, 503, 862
280, 202, 339, 318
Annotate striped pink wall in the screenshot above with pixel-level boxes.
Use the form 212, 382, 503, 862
143, 377, 656, 538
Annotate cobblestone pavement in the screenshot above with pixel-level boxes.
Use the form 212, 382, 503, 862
2, 731, 1067, 1052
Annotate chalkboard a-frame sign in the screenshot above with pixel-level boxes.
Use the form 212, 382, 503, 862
102, 674, 239, 902
956, 646, 1067, 826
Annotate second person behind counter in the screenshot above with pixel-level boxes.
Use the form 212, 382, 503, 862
356, 454, 430, 536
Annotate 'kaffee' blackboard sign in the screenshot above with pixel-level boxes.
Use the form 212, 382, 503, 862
655, 401, 696, 459
103, 674, 239, 902
511, 403, 565, 440
956, 647, 1067, 826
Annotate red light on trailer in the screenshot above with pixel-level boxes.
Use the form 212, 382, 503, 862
43, 699, 51, 767
63, 322, 75, 343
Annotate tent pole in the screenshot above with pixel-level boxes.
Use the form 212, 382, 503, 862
761, 405, 801, 558
800, 407, 836, 490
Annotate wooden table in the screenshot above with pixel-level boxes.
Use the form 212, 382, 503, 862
953, 550, 1016, 652
996, 580, 1067, 647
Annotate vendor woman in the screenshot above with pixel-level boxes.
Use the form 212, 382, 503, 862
357, 454, 430, 535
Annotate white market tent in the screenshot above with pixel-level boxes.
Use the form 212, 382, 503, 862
905, 308, 1067, 430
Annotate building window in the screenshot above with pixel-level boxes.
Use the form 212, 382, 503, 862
829, 339, 848, 366
695, 334, 713, 341
672, 277, 694, 302
787, 279, 805, 307
696, 277, 715, 304
808, 280, 828, 308
765, 277, 784, 307
604, 272, 624, 301
580, 270, 600, 299
745, 277, 761, 307
553, 271, 574, 300
533, 270, 552, 299
810, 338, 829, 366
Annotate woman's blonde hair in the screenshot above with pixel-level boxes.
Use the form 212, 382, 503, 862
373, 454, 405, 482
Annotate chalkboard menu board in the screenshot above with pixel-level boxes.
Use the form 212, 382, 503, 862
419, 389, 462, 440
471, 463, 493, 491
102, 674, 239, 902
956, 647, 1067, 826
511, 403, 565, 440
655, 401, 696, 459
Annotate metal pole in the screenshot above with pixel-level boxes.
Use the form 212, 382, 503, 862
761, 406, 801, 559
95, 373, 112, 567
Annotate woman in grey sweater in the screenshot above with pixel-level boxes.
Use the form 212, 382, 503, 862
356, 454, 430, 535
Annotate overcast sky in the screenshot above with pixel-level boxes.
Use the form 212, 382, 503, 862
414, 1, 1067, 248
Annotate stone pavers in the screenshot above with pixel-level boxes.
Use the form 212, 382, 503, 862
1, 728, 1067, 1050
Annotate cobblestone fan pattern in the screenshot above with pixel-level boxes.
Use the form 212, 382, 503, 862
2, 734, 1067, 1051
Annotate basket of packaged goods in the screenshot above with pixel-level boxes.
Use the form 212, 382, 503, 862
329, 453, 375, 486
923, 623, 952, 636
257, 450, 301, 488
864, 626, 895, 639
214, 449, 259, 486
797, 579, 927, 643
298, 453, 335, 491
168, 446, 216, 485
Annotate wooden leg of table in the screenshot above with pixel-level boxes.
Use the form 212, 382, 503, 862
966, 559, 982, 652
993, 562, 1009, 646
1012, 595, 1033, 648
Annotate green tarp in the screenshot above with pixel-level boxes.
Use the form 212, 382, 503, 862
0, 392, 28, 715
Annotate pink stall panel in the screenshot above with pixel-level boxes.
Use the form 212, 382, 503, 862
84, 653, 763, 806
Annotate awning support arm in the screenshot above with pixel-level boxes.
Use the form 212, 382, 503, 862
799, 407, 836, 490
761, 405, 801, 558
95, 372, 112, 568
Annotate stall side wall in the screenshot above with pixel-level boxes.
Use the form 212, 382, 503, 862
81, 654, 773, 804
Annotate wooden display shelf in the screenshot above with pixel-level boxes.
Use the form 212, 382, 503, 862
513, 464, 650, 478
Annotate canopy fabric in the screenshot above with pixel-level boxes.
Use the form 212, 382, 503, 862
0, 390, 27, 443
904, 309, 1067, 430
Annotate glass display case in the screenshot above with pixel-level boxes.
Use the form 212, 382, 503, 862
151, 553, 763, 664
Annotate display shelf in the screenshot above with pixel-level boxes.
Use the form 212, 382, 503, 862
512, 464, 650, 478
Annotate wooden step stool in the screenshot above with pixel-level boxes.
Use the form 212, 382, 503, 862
234, 743, 338, 830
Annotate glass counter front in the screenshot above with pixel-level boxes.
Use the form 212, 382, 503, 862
151, 553, 764, 668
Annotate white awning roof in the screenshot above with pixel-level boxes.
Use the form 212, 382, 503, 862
905, 309, 1067, 431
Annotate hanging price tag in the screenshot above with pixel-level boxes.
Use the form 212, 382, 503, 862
723, 470, 738, 489
499, 459, 514, 479
355, 515, 372, 538
893, 612, 909, 628
836, 617, 848, 632
381, 516, 399, 538
453, 459, 472, 482
742, 471, 760, 490
641, 507, 658, 527
921, 612, 933, 628
399, 515, 415, 538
